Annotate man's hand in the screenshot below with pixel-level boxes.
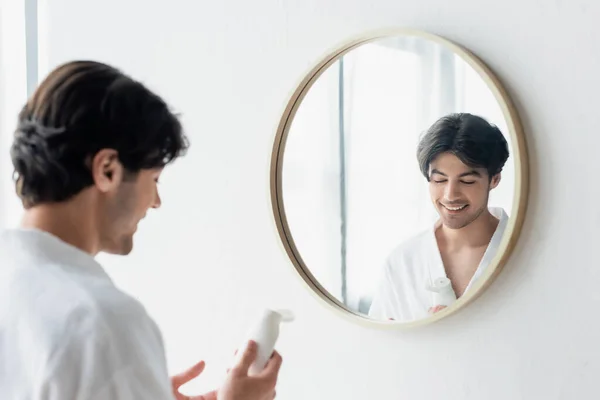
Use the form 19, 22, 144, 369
219, 340, 282, 400
171, 360, 218, 400
428, 305, 447, 314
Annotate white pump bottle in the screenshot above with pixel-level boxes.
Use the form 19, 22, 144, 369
425, 277, 457, 308
235, 308, 294, 375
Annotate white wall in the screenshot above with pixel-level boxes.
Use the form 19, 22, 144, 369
14, 0, 600, 398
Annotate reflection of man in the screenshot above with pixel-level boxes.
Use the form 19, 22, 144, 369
368, 113, 510, 322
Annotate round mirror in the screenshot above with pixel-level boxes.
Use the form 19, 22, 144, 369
271, 29, 528, 327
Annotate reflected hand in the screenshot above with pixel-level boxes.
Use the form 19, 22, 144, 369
428, 305, 447, 314
171, 360, 218, 400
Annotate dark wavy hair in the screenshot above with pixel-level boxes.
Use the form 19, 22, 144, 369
11, 60, 189, 208
417, 113, 509, 181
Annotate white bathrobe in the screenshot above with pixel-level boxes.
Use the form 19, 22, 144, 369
0, 229, 174, 399
368, 207, 509, 322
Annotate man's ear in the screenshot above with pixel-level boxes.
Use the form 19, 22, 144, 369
91, 149, 124, 193
489, 173, 501, 190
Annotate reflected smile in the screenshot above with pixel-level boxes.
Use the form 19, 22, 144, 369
442, 204, 468, 212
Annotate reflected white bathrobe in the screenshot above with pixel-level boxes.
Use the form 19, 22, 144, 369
0, 229, 174, 399
368, 207, 509, 322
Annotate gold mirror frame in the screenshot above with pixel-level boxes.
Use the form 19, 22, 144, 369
270, 28, 529, 329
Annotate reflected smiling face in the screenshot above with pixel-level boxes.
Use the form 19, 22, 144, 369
429, 152, 500, 230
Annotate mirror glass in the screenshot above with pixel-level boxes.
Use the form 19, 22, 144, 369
278, 34, 523, 323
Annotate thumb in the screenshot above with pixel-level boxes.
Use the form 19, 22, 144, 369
234, 340, 258, 373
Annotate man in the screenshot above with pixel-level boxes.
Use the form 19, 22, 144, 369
368, 113, 510, 322
0, 61, 281, 399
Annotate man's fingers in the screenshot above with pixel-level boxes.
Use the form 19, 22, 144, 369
190, 390, 218, 400
260, 350, 282, 378
429, 305, 447, 314
233, 340, 258, 372
171, 360, 206, 388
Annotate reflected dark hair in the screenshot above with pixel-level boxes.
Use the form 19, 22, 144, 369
417, 113, 509, 181
11, 60, 189, 208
